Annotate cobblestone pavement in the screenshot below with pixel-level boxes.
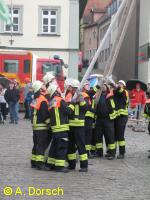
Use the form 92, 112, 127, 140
0, 114, 150, 200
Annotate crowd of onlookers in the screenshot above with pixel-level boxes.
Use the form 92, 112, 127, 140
0, 78, 33, 124
0, 80, 20, 124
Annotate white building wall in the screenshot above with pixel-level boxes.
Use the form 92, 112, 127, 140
1, 0, 70, 49
138, 0, 150, 82
0, 0, 79, 79
139, 0, 150, 46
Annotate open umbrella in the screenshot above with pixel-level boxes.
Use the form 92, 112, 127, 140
126, 79, 147, 91
0, 76, 11, 88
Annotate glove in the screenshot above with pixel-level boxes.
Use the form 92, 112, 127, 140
95, 85, 100, 90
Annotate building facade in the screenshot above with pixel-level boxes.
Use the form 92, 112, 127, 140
0, 0, 79, 78
138, 0, 150, 83
81, 0, 140, 81
80, 0, 111, 54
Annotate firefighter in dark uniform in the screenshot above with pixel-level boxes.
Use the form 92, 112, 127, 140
43, 72, 57, 150
46, 84, 71, 173
67, 79, 88, 172
82, 83, 100, 157
91, 114, 97, 156
82, 82, 94, 157
88, 86, 100, 157
95, 84, 117, 160
114, 80, 129, 159
30, 81, 50, 170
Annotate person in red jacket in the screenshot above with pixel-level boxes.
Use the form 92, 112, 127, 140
130, 83, 146, 119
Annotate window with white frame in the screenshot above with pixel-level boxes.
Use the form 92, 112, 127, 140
4, 8, 20, 33
42, 9, 57, 34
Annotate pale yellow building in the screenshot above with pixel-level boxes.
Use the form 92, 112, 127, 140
0, 0, 80, 78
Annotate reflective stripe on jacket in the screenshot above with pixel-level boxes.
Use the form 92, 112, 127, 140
69, 100, 87, 127
30, 95, 49, 130
49, 96, 69, 133
114, 88, 129, 117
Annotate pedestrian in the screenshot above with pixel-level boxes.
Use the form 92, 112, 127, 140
24, 77, 32, 119
30, 80, 50, 170
46, 84, 70, 173
0, 83, 7, 123
114, 80, 129, 159
4, 81, 20, 124
95, 84, 117, 160
130, 83, 146, 119
13, 79, 20, 118
67, 79, 88, 172
25, 86, 33, 119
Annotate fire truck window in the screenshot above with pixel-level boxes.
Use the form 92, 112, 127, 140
42, 63, 62, 76
4, 60, 19, 73
24, 60, 30, 73
42, 63, 54, 74
54, 64, 62, 76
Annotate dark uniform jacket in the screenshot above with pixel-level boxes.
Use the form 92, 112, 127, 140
48, 95, 71, 133
30, 94, 49, 131
113, 87, 129, 117
96, 92, 116, 120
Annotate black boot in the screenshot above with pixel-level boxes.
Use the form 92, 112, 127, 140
31, 161, 36, 169
36, 162, 50, 171
107, 154, 115, 160
45, 163, 55, 171
79, 168, 88, 172
117, 154, 125, 159
67, 166, 75, 170
55, 167, 70, 173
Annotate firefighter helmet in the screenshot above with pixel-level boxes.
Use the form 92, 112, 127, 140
47, 84, 58, 97
32, 80, 43, 93
72, 79, 80, 88
43, 72, 55, 85
118, 80, 126, 87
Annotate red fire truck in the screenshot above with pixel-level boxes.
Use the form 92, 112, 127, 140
0, 50, 65, 102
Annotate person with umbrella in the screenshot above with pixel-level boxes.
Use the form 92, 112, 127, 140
130, 83, 146, 119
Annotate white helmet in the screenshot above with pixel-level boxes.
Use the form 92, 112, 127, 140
72, 79, 80, 88
32, 80, 43, 93
47, 84, 58, 97
65, 78, 74, 87
43, 72, 55, 85
118, 80, 126, 87
84, 80, 89, 86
